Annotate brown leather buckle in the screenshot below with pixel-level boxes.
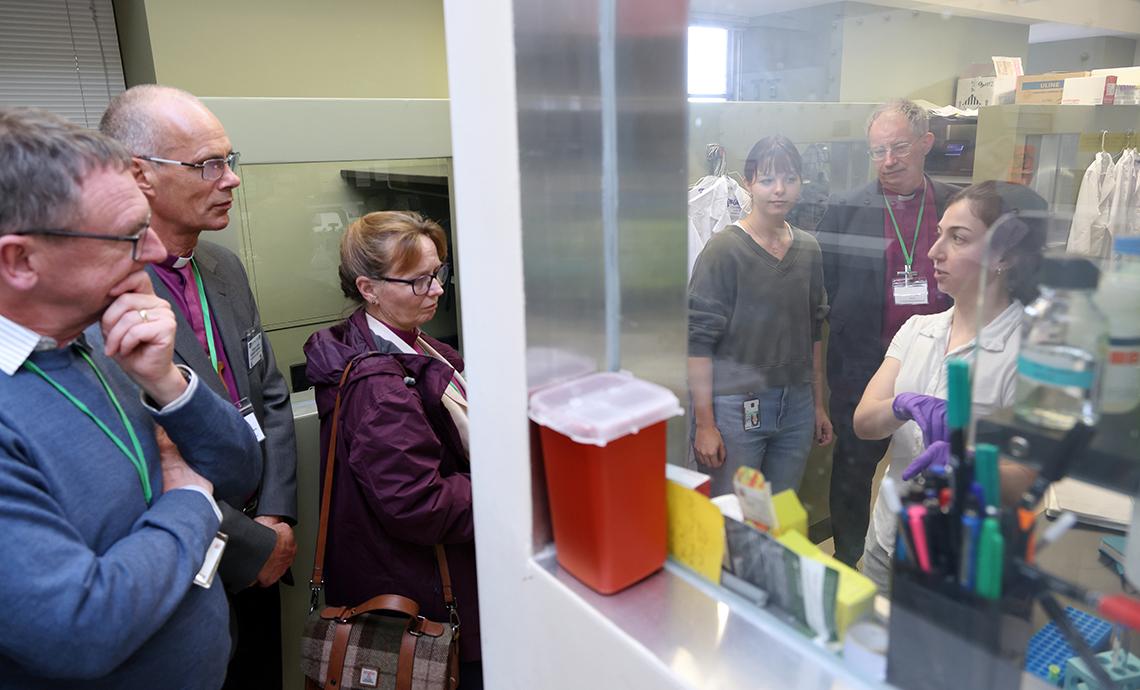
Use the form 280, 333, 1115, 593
407, 615, 427, 637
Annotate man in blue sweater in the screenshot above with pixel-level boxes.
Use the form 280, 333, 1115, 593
0, 108, 262, 688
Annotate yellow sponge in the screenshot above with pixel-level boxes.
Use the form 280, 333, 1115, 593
776, 531, 877, 640
770, 489, 808, 539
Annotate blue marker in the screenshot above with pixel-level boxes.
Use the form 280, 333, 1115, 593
959, 497, 982, 590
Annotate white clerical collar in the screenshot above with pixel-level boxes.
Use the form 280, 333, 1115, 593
171, 252, 193, 269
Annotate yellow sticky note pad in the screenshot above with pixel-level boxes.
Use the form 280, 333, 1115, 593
666, 480, 725, 584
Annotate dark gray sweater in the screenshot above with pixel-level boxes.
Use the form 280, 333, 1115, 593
689, 224, 829, 396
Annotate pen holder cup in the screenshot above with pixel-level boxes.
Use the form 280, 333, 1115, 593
887, 570, 1032, 690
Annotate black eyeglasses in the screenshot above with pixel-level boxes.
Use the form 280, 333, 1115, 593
378, 264, 451, 296
12, 227, 152, 260
137, 152, 240, 181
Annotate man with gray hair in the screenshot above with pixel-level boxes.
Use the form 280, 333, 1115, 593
0, 107, 261, 687
101, 85, 298, 689
818, 99, 957, 568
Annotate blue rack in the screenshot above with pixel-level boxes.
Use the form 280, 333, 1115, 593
1025, 606, 1113, 686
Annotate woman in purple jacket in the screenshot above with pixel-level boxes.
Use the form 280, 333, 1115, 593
304, 211, 480, 687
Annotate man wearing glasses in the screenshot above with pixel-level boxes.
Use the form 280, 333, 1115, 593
0, 108, 261, 687
101, 85, 297, 690
817, 99, 956, 569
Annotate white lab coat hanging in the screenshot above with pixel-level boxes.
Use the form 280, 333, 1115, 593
687, 174, 751, 277
1109, 147, 1140, 244
1067, 151, 1116, 258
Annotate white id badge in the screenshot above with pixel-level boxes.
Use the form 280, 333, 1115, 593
892, 270, 929, 305
237, 397, 266, 442
743, 398, 761, 431
245, 329, 264, 369
193, 532, 228, 588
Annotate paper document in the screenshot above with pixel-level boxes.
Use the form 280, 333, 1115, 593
1044, 478, 1133, 531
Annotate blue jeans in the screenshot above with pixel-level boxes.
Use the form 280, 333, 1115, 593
695, 384, 816, 497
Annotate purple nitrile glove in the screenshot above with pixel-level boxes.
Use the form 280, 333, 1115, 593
902, 440, 951, 480
892, 393, 949, 448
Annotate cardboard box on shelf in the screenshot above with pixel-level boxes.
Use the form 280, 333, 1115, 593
955, 75, 1016, 109
1117, 84, 1139, 106
1092, 66, 1140, 86
1016, 71, 1090, 104
1061, 75, 1117, 105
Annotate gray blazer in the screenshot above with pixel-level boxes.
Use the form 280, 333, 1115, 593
147, 240, 298, 590
817, 177, 959, 418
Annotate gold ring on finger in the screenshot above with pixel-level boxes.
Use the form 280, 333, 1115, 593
138, 309, 149, 322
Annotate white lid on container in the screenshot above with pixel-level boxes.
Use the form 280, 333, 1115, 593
528, 371, 684, 447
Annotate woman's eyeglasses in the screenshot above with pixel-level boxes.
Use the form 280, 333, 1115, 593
377, 263, 451, 296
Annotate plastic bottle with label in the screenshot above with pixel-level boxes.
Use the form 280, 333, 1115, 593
1095, 237, 1140, 414
1014, 256, 1108, 431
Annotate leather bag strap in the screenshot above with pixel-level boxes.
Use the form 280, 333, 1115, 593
396, 623, 419, 690
325, 618, 353, 690
321, 594, 420, 621
310, 358, 359, 595
435, 544, 455, 609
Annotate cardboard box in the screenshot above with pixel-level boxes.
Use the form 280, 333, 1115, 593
1061, 75, 1117, 105
1092, 66, 1140, 86
1016, 71, 1090, 104
955, 75, 1016, 109
1116, 84, 1140, 106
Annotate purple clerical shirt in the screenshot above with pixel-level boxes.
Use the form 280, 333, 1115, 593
880, 178, 952, 348
152, 254, 241, 404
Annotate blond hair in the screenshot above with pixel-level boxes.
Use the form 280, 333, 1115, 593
338, 211, 448, 302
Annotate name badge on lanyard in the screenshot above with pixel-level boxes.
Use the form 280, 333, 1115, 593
892, 268, 929, 305
245, 328, 263, 369
884, 181, 929, 306
237, 397, 265, 442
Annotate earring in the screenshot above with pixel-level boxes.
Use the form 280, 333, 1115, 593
996, 266, 1005, 275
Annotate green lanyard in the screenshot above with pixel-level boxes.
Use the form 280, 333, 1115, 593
23, 349, 152, 503
190, 258, 225, 381
883, 178, 927, 271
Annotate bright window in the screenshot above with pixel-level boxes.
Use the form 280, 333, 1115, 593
687, 25, 729, 101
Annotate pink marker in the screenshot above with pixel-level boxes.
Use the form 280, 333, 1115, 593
907, 505, 932, 574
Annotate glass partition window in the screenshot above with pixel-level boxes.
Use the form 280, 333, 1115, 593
683, 1, 1140, 686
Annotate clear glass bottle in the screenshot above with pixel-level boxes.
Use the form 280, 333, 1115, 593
1014, 256, 1108, 431
1095, 237, 1140, 414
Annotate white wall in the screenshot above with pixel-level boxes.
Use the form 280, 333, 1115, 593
839, 4, 1030, 104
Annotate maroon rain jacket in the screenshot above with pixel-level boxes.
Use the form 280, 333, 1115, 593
304, 308, 480, 662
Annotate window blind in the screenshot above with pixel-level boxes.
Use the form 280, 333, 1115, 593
0, 0, 125, 128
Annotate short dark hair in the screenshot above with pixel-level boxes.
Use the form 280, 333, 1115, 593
0, 108, 131, 234
743, 135, 802, 184
948, 180, 1048, 304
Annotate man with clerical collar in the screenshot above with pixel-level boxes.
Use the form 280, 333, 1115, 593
817, 98, 956, 569
101, 85, 298, 690
0, 107, 261, 687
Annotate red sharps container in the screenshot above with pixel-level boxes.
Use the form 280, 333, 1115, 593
528, 372, 682, 594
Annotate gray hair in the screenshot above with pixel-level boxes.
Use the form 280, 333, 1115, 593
0, 108, 131, 234
866, 98, 929, 140
99, 84, 201, 156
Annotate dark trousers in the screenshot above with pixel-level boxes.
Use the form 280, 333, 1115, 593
222, 583, 283, 690
828, 416, 890, 568
459, 660, 483, 690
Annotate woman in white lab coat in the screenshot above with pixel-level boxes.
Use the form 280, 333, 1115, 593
853, 181, 1043, 592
